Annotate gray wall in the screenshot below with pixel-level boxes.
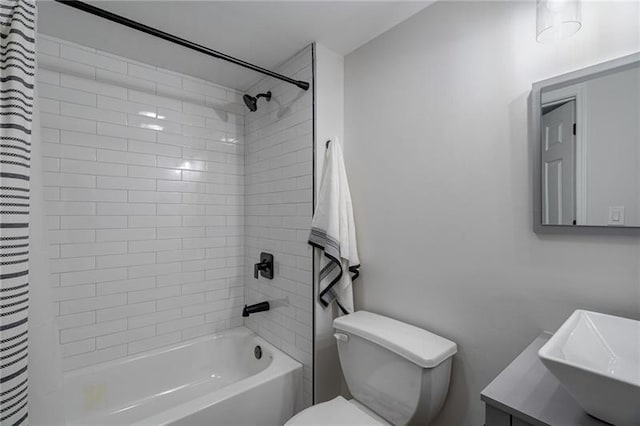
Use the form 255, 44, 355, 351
343, 1, 640, 424
313, 43, 347, 404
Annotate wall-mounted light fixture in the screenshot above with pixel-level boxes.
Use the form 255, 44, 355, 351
536, 0, 582, 43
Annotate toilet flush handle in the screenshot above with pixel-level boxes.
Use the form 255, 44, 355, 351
333, 333, 349, 342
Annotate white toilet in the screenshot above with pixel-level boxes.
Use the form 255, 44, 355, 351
286, 311, 457, 425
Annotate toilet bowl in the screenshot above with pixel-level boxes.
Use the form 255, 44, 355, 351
285, 396, 388, 425
285, 311, 457, 426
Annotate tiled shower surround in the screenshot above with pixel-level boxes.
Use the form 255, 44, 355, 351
37, 33, 313, 394
243, 47, 314, 405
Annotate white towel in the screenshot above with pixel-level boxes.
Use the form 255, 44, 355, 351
308, 138, 360, 314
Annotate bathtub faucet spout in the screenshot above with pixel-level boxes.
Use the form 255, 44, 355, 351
242, 301, 270, 317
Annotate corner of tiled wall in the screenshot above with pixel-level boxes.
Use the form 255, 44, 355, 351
242, 45, 314, 407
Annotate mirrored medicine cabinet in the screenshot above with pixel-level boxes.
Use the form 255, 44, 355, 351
532, 53, 640, 234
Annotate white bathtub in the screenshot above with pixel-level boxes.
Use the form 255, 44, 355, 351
63, 327, 303, 425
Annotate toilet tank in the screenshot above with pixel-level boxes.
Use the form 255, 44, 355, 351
333, 312, 457, 426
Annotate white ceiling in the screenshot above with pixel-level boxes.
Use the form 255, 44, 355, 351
37, 1, 431, 90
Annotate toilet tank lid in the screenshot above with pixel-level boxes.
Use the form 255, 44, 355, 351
333, 311, 457, 368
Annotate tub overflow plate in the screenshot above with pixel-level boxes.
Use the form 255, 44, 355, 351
254, 345, 262, 360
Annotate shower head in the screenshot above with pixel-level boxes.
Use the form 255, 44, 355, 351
243, 91, 271, 112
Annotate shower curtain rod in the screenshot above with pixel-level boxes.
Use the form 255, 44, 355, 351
54, 0, 311, 91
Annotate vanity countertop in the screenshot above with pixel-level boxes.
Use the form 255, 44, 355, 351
481, 333, 607, 426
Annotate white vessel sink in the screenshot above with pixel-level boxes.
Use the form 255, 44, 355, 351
538, 310, 640, 426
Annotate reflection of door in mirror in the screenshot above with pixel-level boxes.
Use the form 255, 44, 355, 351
542, 100, 576, 225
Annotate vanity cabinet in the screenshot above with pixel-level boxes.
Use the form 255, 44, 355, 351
481, 334, 608, 426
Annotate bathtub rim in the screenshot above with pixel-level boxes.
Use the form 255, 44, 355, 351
63, 326, 265, 380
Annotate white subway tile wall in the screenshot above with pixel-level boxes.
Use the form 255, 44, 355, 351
38, 35, 248, 371
243, 47, 314, 407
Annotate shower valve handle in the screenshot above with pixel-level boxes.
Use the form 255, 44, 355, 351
254, 253, 274, 280
254, 261, 269, 278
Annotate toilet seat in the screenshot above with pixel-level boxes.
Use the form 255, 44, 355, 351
285, 396, 388, 425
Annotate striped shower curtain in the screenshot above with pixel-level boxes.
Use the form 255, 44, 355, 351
0, 0, 36, 424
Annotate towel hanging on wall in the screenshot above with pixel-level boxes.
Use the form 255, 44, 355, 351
308, 138, 360, 315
